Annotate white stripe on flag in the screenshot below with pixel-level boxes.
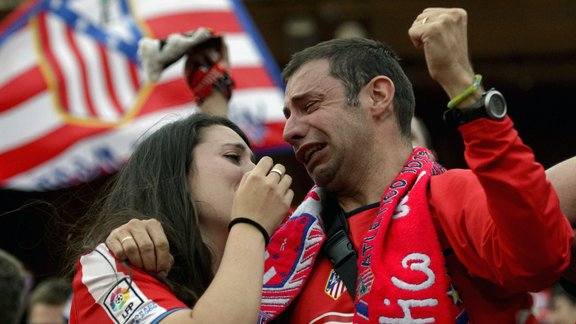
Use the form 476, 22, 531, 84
66, 0, 101, 26
135, 0, 232, 20
109, 49, 140, 109
46, 13, 91, 119
74, 28, 121, 121
226, 33, 264, 68
0, 28, 37, 88
5, 106, 196, 190
0, 92, 62, 152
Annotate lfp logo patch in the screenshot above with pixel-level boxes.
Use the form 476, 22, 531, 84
109, 286, 130, 311
104, 278, 144, 323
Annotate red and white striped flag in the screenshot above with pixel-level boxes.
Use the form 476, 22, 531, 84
0, 0, 287, 191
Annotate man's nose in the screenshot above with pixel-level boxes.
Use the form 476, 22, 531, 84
283, 114, 308, 146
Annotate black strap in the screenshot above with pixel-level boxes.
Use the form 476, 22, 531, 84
322, 193, 358, 299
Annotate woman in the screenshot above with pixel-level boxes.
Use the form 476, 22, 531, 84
69, 113, 293, 323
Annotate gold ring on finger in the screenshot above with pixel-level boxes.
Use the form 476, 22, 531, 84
121, 236, 134, 243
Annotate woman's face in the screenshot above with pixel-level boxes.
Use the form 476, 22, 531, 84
189, 125, 255, 241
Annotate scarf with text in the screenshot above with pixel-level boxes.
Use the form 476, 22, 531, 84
260, 148, 465, 323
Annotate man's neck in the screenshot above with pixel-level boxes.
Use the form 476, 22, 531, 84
336, 145, 412, 212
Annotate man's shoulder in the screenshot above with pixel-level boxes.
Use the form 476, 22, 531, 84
429, 168, 483, 205
430, 168, 475, 186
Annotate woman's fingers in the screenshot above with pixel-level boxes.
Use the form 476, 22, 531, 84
105, 218, 173, 276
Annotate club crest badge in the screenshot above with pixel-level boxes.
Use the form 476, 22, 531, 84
325, 269, 347, 300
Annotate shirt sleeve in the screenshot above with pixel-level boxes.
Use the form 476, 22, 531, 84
70, 243, 188, 324
429, 116, 573, 292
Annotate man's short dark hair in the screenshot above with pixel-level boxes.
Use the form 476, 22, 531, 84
28, 277, 72, 308
0, 249, 26, 324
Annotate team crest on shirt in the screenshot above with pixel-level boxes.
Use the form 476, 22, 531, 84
104, 278, 145, 323
325, 269, 347, 300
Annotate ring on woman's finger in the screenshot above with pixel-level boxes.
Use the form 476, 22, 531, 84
270, 168, 283, 177
421, 17, 429, 24
121, 236, 134, 243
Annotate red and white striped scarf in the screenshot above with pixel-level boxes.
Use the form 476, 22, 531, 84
260, 148, 465, 323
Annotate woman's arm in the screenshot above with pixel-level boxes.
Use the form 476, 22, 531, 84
164, 225, 267, 323
167, 157, 293, 323
547, 156, 576, 225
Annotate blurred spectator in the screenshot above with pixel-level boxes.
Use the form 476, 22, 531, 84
411, 115, 434, 150
0, 249, 26, 324
548, 283, 576, 324
27, 277, 72, 324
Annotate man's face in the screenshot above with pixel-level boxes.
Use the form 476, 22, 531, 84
282, 59, 371, 190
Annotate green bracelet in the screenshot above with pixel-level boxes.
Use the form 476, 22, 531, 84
446, 74, 483, 109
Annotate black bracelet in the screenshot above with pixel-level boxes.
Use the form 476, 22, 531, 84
228, 217, 270, 246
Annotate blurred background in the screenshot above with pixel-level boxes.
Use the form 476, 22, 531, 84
0, 0, 575, 291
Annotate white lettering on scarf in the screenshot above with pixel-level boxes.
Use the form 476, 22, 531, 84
392, 171, 426, 220
393, 196, 410, 219
380, 253, 437, 323
391, 253, 435, 290
380, 298, 438, 323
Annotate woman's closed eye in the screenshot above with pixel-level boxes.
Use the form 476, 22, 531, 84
224, 154, 241, 164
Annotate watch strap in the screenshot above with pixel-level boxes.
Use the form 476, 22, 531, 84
443, 104, 487, 128
443, 88, 506, 128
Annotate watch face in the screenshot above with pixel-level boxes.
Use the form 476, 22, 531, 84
486, 91, 507, 119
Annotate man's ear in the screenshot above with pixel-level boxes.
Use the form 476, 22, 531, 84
366, 76, 395, 119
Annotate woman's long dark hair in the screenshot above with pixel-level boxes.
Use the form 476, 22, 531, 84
68, 113, 251, 306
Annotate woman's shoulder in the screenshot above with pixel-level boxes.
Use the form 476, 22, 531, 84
72, 243, 188, 323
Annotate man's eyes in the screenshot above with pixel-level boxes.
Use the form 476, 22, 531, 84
283, 100, 319, 119
305, 101, 318, 112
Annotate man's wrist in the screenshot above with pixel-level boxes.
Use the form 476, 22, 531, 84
198, 92, 229, 117
446, 74, 483, 109
455, 87, 484, 109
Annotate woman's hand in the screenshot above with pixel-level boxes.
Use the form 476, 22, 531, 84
231, 156, 294, 237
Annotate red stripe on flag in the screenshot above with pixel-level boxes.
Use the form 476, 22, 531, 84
138, 79, 192, 116
65, 27, 98, 117
145, 11, 242, 38
0, 124, 110, 182
38, 13, 69, 112
98, 45, 124, 116
139, 67, 274, 116
0, 66, 47, 113
230, 67, 275, 89
128, 59, 141, 91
